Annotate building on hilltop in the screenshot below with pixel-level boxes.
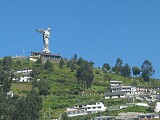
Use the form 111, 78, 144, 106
30, 52, 61, 63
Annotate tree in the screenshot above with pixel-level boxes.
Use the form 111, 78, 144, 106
0, 70, 12, 92
70, 63, 78, 72
120, 63, 131, 78
67, 60, 72, 68
76, 62, 94, 89
102, 63, 111, 73
38, 80, 50, 97
60, 112, 68, 120
59, 59, 65, 69
35, 58, 42, 64
141, 60, 155, 81
44, 60, 53, 71
132, 66, 140, 76
73, 54, 77, 60
15, 60, 22, 67
2, 56, 12, 71
89, 61, 94, 68
77, 57, 84, 66
25, 89, 42, 120
113, 58, 123, 74
72, 54, 78, 63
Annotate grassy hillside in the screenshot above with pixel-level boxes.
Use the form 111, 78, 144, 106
9, 58, 160, 119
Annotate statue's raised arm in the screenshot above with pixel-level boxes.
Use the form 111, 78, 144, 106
36, 29, 44, 33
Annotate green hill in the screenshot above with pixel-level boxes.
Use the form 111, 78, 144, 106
0, 56, 159, 119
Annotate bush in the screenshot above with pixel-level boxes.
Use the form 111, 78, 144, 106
73, 89, 80, 95
55, 79, 66, 83
60, 112, 69, 120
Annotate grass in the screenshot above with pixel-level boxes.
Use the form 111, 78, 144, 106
10, 61, 160, 119
11, 82, 32, 96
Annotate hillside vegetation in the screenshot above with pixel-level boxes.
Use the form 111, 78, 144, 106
0, 56, 159, 119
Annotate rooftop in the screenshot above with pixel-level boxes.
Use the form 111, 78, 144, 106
105, 92, 125, 96
110, 80, 122, 83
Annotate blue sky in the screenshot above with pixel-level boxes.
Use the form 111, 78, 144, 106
0, 0, 160, 79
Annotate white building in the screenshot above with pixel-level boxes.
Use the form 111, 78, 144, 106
12, 76, 31, 82
66, 102, 106, 117
84, 102, 106, 114
155, 102, 160, 112
106, 80, 137, 100
16, 69, 32, 74
12, 69, 32, 82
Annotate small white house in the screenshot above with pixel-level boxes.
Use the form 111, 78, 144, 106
16, 69, 32, 74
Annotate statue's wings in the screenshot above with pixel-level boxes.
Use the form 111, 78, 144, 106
36, 29, 44, 33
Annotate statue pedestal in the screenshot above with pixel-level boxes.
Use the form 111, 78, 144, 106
43, 49, 51, 54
